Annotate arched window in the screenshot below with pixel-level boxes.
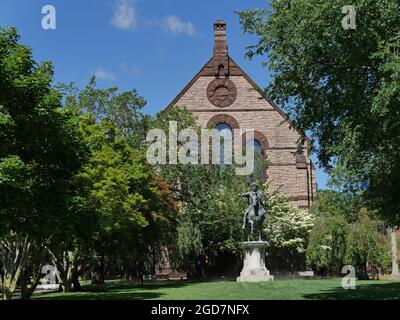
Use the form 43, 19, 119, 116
246, 139, 264, 181
215, 122, 232, 165
247, 139, 262, 155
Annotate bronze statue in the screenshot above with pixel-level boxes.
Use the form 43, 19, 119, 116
240, 183, 267, 241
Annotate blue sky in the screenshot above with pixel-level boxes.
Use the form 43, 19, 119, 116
0, 0, 330, 189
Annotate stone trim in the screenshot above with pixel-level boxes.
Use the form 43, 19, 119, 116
206, 114, 240, 129
269, 163, 297, 167
241, 130, 269, 153
206, 78, 237, 108
188, 108, 276, 112
268, 147, 298, 151
288, 196, 310, 201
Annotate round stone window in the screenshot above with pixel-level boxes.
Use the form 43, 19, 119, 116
207, 79, 237, 108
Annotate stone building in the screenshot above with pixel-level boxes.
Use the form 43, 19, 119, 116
163, 20, 317, 207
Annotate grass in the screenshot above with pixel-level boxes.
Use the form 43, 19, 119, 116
33, 278, 400, 300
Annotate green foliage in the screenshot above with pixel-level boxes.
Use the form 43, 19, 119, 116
306, 191, 391, 277
260, 184, 314, 270
237, 0, 400, 223
0, 27, 90, 299
77, 117, 178, 238
60, 83, 178, 283
154, 106, 197, 131
265, 186, 314, 254
152, 107, 248, 276
60, 77, 151, 149
0, 26, 88, 239
344, 212, 391, 275
307, 214, 350, 273
151, 107, 317, 274
78, 119, 149, 235
310, 190, 361, 223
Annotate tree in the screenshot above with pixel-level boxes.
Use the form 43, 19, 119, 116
306, 214, 349, 275
263, 185, 314, 271
63, 112, 177, 286
306, 191, 391, 278
57, 79, 178, 286
237, 0, 400, 224
0, 27, 88, 299
152, 107, 249, 277
387, 226, 400, 279
344, 211, 391, 279
60, 78, 152, 149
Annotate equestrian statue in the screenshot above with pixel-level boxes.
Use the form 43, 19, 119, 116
240, 183, 267, 241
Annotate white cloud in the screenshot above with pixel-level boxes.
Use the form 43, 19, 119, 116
93, 67, 116, 81
159, 16, 196, 37
111, 0, 137, 30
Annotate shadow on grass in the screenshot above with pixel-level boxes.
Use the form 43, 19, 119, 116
34, 280, 194, 300
303, 281, 400, 300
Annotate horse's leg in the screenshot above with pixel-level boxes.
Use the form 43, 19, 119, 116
242, 211, 247, 229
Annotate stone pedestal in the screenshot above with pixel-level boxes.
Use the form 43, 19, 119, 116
236, 241, 274, 282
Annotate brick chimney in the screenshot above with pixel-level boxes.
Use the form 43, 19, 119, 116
213, 20, 229, 77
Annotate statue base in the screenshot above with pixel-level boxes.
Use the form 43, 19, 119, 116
236, 241, 274, 282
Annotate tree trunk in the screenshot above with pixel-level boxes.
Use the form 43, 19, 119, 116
71, 259, 82, 291
357, 262, 369, 280
91, 255, 105, 285
389, 227, 399, 279
62, 252, 84, 292
138, 272, 144, 286
20, 245, 48, 300
21, 273, 41, 300
72, 276, 82, 291
0, 234, 31, 300
47, 250, 82, 292
2, 286, 13, 300
2, 264, 22, 300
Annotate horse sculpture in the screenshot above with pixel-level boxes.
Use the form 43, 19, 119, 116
240, 183, 267, 241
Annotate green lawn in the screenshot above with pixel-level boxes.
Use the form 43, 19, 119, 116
33, 278, 400, 300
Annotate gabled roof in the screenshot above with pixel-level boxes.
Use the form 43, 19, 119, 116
159, 20, 312, 151
161, 55, 288, 121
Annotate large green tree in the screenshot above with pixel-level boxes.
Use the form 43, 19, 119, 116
306, 191, 391, 278
60, 77, 152, 149
0, 27, 88, 299
238, 0, 400, 224
78, 118, 177, 284
59, 82, 178, 286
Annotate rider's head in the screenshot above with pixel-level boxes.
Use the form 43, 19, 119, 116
251, 182, 258, 192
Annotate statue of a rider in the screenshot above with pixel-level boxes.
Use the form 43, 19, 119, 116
240, 183, 267, 241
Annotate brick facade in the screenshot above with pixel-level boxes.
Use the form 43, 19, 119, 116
163, 20, 317, 207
